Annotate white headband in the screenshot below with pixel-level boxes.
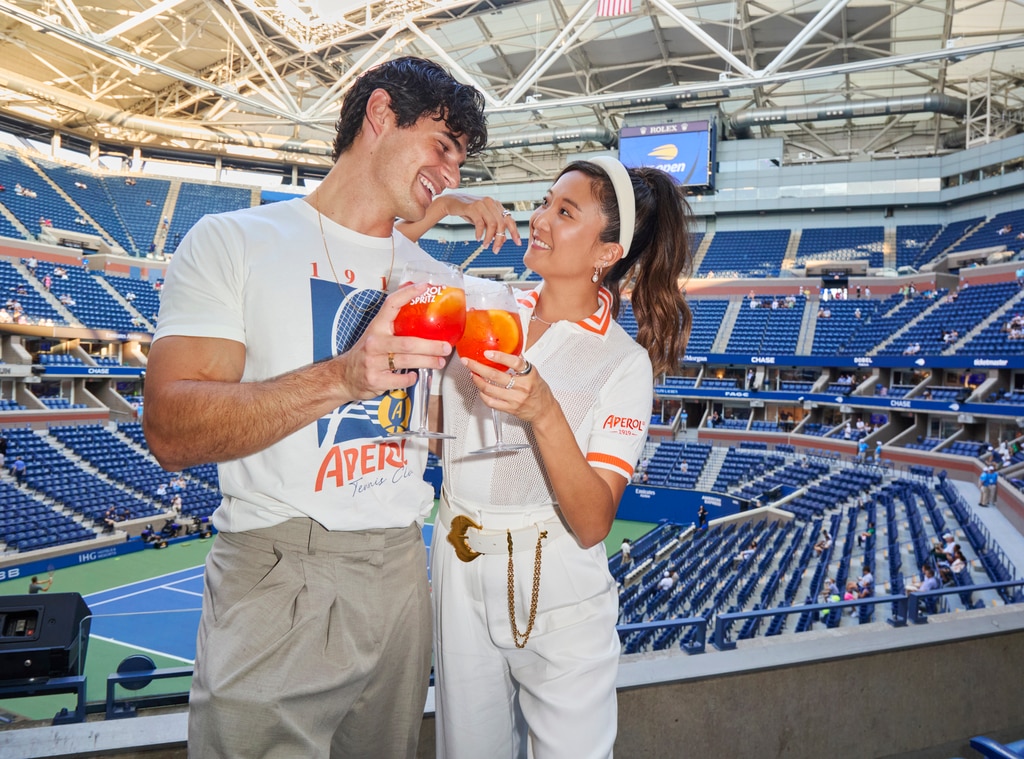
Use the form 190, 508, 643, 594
589, 156, 636, 259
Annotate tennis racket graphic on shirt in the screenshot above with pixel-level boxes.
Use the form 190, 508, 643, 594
317, 285, 410, 445
331, 287, 386, 355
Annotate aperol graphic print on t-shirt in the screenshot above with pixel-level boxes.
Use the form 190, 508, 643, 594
309, 277, 416, 492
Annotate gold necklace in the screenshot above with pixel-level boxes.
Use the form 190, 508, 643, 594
312, 192, 396, 297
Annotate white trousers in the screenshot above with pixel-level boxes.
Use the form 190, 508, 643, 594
431, 517, 620, 759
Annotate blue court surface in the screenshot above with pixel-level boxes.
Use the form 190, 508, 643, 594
83, 524, 436, 665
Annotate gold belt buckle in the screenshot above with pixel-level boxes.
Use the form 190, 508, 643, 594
448, 514, 483, 562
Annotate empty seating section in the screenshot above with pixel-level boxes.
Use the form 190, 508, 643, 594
617, 300, 638, 339
28, 157, 132, 252
0, 212, 23, 241
103, 176, 172, 255
643, 442, 711, 489
961, 288, 1024, 356
840, 294, 934, 355
105, 273, 162, 324
49, 424, 221, 519
946, 209, 1024, 258
915, 217, 984, 267
726, 296, 806, 354
811, 298, 883, 354
696, 230, 789, 278
0, 152, 81, 238
165, 182, 253, 254
419, 239, 481, 268
0, 259, 66, 325
712, 448, 786, 491
895, 224, 942, 268
881, 283, 1009, 356
473, 240, 530, 279
33, 261, 137, 331
0, 476, 95, 552
795, 226, 883, 268
686, 299, 728, 353
617, 468, 1014, 655
0, 427, 161, 550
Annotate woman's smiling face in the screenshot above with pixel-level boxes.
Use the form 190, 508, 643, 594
525, 170, 610, 282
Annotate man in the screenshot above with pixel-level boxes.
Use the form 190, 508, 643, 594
28, 574, 52, 593
143, 58, 503, 758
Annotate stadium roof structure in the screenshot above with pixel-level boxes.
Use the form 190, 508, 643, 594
0, 0, 1022, 183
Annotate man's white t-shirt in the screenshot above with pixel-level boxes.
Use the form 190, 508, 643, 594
154, 199, 436, 533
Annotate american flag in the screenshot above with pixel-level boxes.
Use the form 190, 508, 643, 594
597, 0, 632, 16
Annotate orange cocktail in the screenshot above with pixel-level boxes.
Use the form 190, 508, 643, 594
456, 309, 523, 371
394, 284, 467, 344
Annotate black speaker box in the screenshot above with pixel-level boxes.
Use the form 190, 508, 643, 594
0, 593, 91, 683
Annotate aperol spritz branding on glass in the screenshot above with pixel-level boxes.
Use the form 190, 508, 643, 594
394, 284, 467, 344
309, 277, 414, 491
456, 309, 524, 371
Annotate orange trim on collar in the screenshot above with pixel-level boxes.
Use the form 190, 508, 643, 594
517, 286, 613, 337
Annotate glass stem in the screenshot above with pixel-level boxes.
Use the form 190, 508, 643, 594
491, 408, 504, 447
413, 368, 432, 433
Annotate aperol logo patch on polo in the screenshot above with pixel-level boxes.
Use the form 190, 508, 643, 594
602, 415, 646, 435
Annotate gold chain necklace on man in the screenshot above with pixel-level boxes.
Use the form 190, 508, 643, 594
313, 191, 396, 300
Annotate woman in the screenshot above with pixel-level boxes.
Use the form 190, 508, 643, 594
431, 158, 693, 758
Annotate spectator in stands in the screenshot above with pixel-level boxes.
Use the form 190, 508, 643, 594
856, 565, 875, 598
857, 521, 875, 547
53, 265, 67, 278
58, 293, 76, 306
409, 156, 695, 759
864, 286, 871, 298
874, 440, 883, 461
857, 438, 868, 463
657, 570, 675, 591
171, 493, 183, 515
853, 307, 861, 319
998, 224, 1013, 235
10, 456, 25, 483
0, 309, 11, 324
42, 274, 51, 291
843, 581, 859, 601
697, 504, 708, 530
940, 532, 957, 561
905, 564, 940, 595
980, 465, 998, 507
125, 291, 137, 302
813, 529, 833, 556
0, 434, 6, 471
74, 180, 87, 189
142, 57, 491, 758
950, 545, 968, 575
620, 538, 632, 564
735, 540, 758, 564
24, 256, 37, 273
28, 574, 53, 594
709, 410, 720, 428
679, 459, 688, 475
102, 506, 119, 532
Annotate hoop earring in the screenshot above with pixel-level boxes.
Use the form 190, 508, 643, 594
592, 267, 602, 284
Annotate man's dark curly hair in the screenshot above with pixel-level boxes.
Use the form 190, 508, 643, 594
332, 56, 488, 161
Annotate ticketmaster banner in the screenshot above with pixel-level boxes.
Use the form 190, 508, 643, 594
680, 353, 1024, 369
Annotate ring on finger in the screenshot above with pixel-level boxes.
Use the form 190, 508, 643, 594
515, 360, 532, 376
387, 352, 396, 372
494, 232, 506, 238
505, 376, 516, 390
502, 209, 513, 217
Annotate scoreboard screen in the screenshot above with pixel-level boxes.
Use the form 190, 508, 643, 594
618, 120, 715, 190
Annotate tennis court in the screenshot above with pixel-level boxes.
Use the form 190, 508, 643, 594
0, 517, 649, 723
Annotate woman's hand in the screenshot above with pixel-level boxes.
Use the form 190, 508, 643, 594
461, 352, 553, 423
